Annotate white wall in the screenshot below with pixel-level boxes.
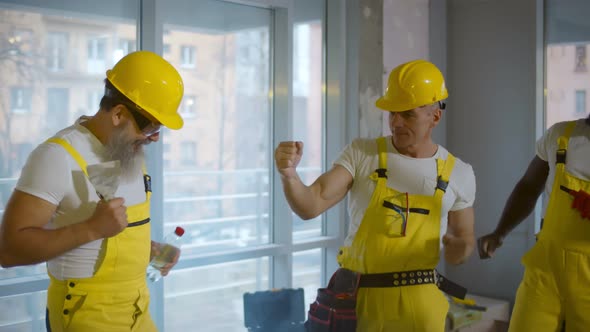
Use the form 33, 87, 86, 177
445, 0, 541, 303
381, 0, 447, 145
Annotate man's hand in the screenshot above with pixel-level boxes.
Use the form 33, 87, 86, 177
442, 233, 472, 265
150, 241, 181, 277
274, 141, 303, 179
477, 232, 504, 259
444, 208, 475, 265
86, 198, 128, 239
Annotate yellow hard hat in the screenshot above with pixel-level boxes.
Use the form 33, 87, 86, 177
106, 50, 184, 129
376, 59, 448, 112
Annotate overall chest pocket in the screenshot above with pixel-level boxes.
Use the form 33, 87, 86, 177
381, 193, 430, 237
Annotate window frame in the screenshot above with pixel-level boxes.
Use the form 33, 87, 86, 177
10, 87, 32, 114
180, 95, 196, 118
574, 44, 587, 72
180, 45, 195, 68
575, 90, 586, 115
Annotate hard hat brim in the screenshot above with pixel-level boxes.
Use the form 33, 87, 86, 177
106, 70, 184, 130
375, 96, 412, 113
375, 92, 449, 113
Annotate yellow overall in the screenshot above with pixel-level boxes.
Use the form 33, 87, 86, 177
509, 121, 590, 332
337, 137, 455, 332
45, 138, 157, 332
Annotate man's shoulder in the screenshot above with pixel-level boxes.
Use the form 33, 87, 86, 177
49, 124, 100, 153
33, 125, 98, 166
51, 124, 87, 142
535, 120, 584, 156
343, 137, 380, 157
32, 137, 70, 159
437, 146, 474, 177
543, 120, 583, 140
350, 137, 379, 147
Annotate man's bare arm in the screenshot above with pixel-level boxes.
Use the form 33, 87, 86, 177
478, 156, 549, 258
281, 165, 353, 220
0, 190, 127, 267
443, 207, 475, 265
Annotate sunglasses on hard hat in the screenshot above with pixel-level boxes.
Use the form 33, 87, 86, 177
121, 103, 161, 136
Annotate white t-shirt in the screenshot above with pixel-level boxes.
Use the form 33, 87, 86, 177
536, 119, 590, 215
16, 117, 146, 279
334, 136, 476, 247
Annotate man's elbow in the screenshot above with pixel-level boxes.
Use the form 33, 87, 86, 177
291, 203, 323, 220
297, 210, 320, 221
0, 240, 25, 268
444, 255, 467, 265
0, 250, 18, 268
444, 240, 475, 265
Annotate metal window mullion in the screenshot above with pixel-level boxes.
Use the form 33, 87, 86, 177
220, 0, 289, 9
322, 0, 349, 286
270, 3, 293, 290
532, 0, 546, 247
139, 0, 165, 330
0, 277, 48, 297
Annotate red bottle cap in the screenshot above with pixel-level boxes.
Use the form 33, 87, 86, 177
174, 226, 185, 237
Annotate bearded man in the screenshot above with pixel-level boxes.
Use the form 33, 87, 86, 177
0, 50, 185, 332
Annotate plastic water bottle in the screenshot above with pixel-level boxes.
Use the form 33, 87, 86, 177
147, 226, 185, 282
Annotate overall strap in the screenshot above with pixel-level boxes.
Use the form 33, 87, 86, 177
46, 138, 88, 176
370, 137, 389, 180
555, 121, 576, 167
434, 153, 456, 201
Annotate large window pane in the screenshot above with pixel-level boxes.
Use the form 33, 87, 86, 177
162, 1, 271, 255
0, 291, 46, 332
292, 248, 321, 311
165, 258, 269, 332
0, 2, 138, 330
545, 1, 590, 128
292, 0, 325, 240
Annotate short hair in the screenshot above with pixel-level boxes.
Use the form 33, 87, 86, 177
99, 79, 136, 111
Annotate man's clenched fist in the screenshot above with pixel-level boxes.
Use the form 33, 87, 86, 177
274, 141, 304, 179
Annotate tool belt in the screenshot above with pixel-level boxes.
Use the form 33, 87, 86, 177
305, 268, 467, 332
305, 269, 358, 332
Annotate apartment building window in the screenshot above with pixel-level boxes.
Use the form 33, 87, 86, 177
180, 45, 195, 68
47, 88, 69, 133
119, 38, 136, 55
47, 32, 68, 71
575, 45, 587, 72
575, 90, 586, 115
87, 37, 107, 73
163, 143, 171, 168
180, 141, 196, 165
181, 96, 196, 118
163, 43, 171, 54
10, 87, 32, 113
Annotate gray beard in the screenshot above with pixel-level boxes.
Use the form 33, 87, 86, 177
104, 126, 146, 182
